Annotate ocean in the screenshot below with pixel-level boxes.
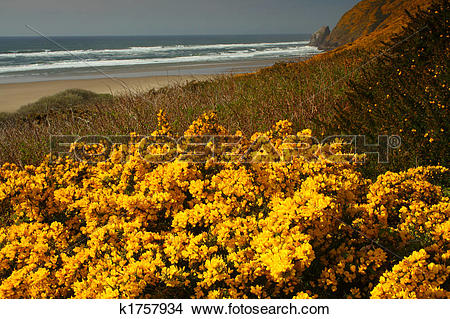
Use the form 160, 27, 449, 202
0, 34, 320, 83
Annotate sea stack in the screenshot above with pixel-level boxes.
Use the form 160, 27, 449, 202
309, 26, 330, 47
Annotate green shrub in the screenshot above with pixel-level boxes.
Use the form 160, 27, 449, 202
17, 89, 112, 115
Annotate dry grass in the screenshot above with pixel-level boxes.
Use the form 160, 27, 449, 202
0, 49, 368, 166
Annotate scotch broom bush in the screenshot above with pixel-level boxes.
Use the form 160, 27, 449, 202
331, 0, 449, 175
0, 113, 448, 298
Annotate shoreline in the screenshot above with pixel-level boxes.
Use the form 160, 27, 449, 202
0, 58, 302, 113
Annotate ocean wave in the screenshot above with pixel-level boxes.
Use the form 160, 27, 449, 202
0, 41, 310, 59
0, 45, 320, 74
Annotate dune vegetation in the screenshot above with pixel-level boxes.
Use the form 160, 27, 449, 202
0, 49, 368, 167
0, 0, 448, 299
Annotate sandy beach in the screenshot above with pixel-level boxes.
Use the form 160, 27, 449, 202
0, 58, 296, 113
0, 74, 216, 113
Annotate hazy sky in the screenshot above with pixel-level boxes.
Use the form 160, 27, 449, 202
1, 0, 360, 36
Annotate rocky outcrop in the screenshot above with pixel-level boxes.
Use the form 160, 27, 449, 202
309, 26, 330, 47
319, 0, 434, 50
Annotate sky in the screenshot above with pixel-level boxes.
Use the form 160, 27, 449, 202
0, 0, 361, 36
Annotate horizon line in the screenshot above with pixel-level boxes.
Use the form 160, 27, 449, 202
0, 32, 313, 38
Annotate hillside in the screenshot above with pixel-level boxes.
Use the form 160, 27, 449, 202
321, 0, 434, 49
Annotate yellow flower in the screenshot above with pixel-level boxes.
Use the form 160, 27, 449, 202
0, 113, 448, 299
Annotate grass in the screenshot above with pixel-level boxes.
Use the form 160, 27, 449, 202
0, 49, 368, 167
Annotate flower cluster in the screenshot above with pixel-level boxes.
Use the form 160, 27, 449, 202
0, 113, 448, 298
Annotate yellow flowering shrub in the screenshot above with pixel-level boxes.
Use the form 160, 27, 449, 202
0, 112, 448, 299
371, 249, 449, 299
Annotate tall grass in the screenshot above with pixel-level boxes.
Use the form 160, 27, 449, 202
0, 50, 367, 167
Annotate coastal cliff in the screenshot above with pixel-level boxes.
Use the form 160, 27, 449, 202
311, 0, 434, 50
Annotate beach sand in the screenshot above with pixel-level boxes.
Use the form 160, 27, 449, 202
0, 57, 300, 113
0, 74, 216, 113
